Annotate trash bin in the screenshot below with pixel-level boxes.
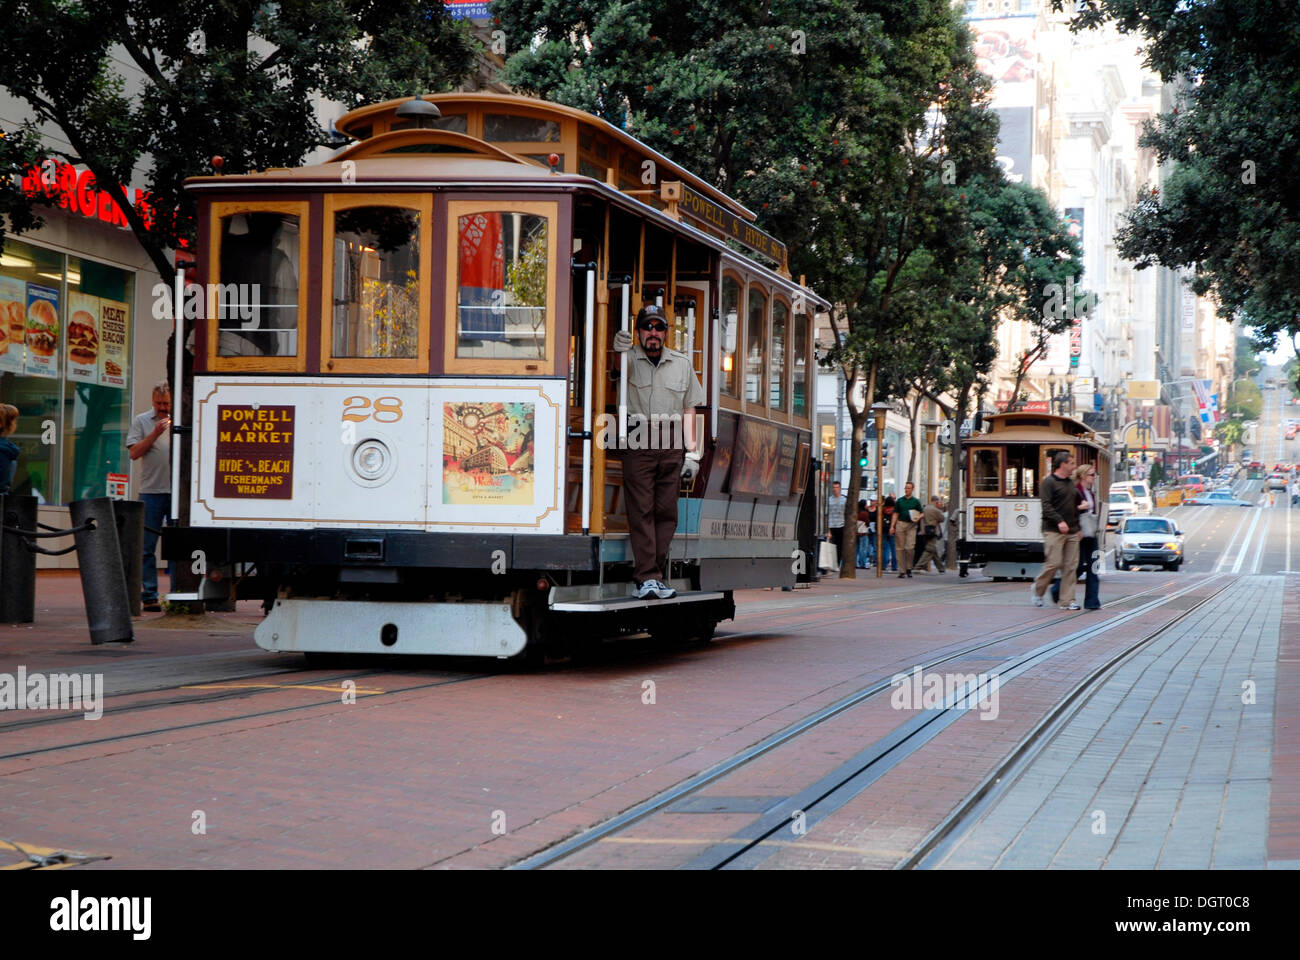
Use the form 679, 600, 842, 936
70, 498, 133, 645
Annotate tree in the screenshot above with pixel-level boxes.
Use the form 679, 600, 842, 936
1057, 1, 1300, 352
493, 0, 1002, 577
0, 0, 477, 283
1215, 418, 1246, 452
1227, 378, 1262, 421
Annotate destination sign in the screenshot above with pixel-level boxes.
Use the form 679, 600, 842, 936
675, 183, 788, 268
214, 404, 295, 499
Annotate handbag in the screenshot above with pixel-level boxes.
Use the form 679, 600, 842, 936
818, 541, 838, 571
1079, 511, 1098, 538
856, 520, 869, 535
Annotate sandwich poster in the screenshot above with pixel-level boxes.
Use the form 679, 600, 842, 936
24, 283, 60, 378
66, 292, 100, 382
0, 275, 24, 374
98, 297, 128, 389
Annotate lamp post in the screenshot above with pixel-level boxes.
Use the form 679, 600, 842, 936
1065, 371, 1076, 415
922, 418, 940, 499
872, 401, 890, 579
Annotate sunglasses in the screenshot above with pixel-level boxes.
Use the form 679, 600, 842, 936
638, 320, 668, 332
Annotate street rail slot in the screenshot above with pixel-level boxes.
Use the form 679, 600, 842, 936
344, 538, 385, 561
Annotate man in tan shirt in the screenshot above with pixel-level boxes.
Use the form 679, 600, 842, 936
614, 304, 706, 599
912, 495, 947, 574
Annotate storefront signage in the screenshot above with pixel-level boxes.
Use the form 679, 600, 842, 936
675, 183, 788, 268
106, 473, 129, 499
21, 159, 155, 232
214, 405, 295, 499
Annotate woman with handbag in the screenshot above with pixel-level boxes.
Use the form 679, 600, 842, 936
881, 496, 898, 571
1052, 464, 1101, 610
855, 499, 876, 568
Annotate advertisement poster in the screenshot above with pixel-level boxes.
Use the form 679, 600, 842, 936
213, 404, 295, 499
730, 419, 798, 497
24, 283, 60, 378
98, 297, 129, 388
0, 275, 25, 373
442, 401, 535, 505
66, 291, 100, 382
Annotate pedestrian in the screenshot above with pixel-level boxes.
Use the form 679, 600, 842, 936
1050, 463, 1101, 610
1032, 450, 1081, 610
826, 480, 847, 569
891, 481, 923, 579
881, 495, 898, 571
912, 494, 947, 574
855, 499, 875, 568
613, 304, 706, 599
0, 403, 19, 495
126, 381, 172, 612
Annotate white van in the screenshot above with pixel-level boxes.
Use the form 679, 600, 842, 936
1112, 481, 1153, 515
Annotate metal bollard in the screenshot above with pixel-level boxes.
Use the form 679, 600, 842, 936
0, 494, 38, 623
113, 499, 144, 618
70, 498, 133, 645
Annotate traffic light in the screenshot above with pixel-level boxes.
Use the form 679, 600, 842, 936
881, 442, 890, 468
859, 440, 869, 468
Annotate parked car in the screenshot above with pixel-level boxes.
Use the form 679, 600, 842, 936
1179, 474, 1208, 494
1184, 489, 1253, 507
1114, 516, 1184, 571
1107, 490, 1136, 528
1111, 480, 1153, 515
1267, 473, 1288, 490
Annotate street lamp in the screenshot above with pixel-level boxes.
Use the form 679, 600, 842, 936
871, 401, 891, 579
922, 418, 940, 499
1065, 371, 1076, 415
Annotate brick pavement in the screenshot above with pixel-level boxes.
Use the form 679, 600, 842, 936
934, 577, 1283, 869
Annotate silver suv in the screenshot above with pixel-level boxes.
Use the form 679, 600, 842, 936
1114, 516, 1184, 571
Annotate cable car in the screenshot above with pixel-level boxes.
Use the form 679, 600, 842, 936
162, 93, 827, 660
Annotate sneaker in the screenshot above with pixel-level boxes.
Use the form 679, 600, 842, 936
635, 581, 658, 600
1063, 602, 1082, 611
651, 580, 677, 599
898, 572, 907, 579
1030, 587, 1044, 608
906, 571, 913, 578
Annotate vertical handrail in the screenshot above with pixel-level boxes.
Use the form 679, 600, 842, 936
711, 268, 721, 442
618, 283, 629, 448
582, 265, 596, 534
170, 267, 183, 523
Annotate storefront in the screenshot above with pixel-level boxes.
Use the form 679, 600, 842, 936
0, 177, 165, 567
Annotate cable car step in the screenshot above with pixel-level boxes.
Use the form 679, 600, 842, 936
550, 591, 725, 613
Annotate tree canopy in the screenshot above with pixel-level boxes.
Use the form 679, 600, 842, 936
0, 0, 477, 282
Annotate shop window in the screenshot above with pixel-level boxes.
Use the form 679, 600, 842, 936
720, 274, 740, 398
330, 204, 421, 359
970, 447, 1003, 496
446, 201, 556, 372
770, 298, 788, 412
484, 114, 560, 142
745, 285, 767, 406
213, 205, 306, 362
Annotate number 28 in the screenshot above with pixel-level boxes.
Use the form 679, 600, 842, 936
342, 396, 403, 423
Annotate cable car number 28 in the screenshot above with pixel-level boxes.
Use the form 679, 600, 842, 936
341, 396, 404, 423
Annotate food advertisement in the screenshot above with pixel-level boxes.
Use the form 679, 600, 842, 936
98, 298, 129, 388
442, 401, 535, 505
24, 283, 60, 378
213, 405, 295, 499
729, 419, 798, 498
65, 292, 100, 382
0, 275, 24, 373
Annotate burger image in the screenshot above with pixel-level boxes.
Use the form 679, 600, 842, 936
25, 298, 58, 358
104, 359, 122, 377
6, 301, 23, 348
67, 309, 98, 366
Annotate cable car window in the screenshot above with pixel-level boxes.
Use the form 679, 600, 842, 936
456, 211, 549, 360
792, 307, 808, 418
721, 274, 740, 398
390, 114, 467, 134
770, 298, 787, 412
970, 447, 1002, 496
484, 114, 560, 142
745, 285, 767, 406
330, 206, 420, 359
216, 211, 301, 358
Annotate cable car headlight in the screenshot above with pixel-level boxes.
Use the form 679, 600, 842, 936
349, 438, 396, 486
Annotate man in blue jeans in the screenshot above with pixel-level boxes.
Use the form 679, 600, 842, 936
126, 381, 172, 612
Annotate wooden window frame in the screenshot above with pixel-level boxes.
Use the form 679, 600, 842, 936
768, 293, 792, 423
1041, 446, 1076, 483
444, 199, 560, 376
743, 281, 769, 416
207, 199, 310, 372
321, 193, 433, 374
968, 445, 1004, 498
719, 269, 744, 411
790, 304, 812, 427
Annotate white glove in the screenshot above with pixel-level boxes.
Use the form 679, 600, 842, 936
681, 453, 700, 481
613, 329, 634, 352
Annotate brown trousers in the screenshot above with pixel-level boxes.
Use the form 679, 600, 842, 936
895, 520, 917, 574
623, 448, 685, 583
1035, 530, 1081, 606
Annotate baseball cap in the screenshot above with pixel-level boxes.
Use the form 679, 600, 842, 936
635, 304, 667, 329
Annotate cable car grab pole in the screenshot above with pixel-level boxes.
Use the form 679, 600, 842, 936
582, 265, 596, 534
618, 283, 629, 448
171, 266, 183, 523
